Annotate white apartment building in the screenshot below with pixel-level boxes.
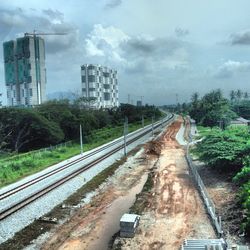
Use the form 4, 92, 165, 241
81, 64, 119, 109
3, 35, 46, 106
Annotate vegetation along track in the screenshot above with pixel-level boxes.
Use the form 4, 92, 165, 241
0, 115, 174, 221
0, 125, 149, 201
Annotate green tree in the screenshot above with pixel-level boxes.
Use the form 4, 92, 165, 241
236, 89, 243, 102
195, 127, 250, 171
232, 100, 250, 119
74, 97, 97, 109
0, 108, 64, 152
191, 92, 199, 106
189, 89, 236, 127
37, 100, 79, 140
230, 90, 236, 103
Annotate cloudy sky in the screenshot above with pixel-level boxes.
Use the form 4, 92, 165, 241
1, 0, 250, 105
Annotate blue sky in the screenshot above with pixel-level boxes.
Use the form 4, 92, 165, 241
1, 0, 250, 105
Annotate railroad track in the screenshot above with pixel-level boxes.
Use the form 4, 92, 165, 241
0, 125, 143, 201
0, 115, 172, 201
0, 114, 174, 221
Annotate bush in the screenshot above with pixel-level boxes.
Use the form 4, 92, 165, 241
195, 127, 250, 171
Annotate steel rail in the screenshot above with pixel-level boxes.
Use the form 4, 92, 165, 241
0, 118, 169, 201
0, 131, 128, 200
0, 115, 174, 220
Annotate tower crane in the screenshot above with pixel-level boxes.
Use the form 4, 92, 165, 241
24, 30, 67, 37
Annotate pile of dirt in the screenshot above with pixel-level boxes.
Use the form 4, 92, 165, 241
145, 140, 162, 156
130, 166, 157, 215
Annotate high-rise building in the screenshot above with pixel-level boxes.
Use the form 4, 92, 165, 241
137, 100, 142, 107
81, 64, 119, 108
3, 35, 46, 106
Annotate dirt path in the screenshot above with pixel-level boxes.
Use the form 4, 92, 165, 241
40, 148, 158, 250
116, 118, 215, 249
41, 118, 215, 250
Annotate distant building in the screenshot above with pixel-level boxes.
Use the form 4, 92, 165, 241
136, 100, 142, 107
230, 117, 250, 126
3, 35, 46, 106
81, 64, 119, 109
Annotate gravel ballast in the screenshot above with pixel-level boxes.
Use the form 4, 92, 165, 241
0, 116, 173, 244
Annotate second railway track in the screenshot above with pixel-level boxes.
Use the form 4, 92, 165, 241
0, 114, 174, 221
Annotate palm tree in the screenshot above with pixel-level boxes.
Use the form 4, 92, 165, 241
236, 89, 243, 102
191, 92, 199, 109
230, 90, 236, 103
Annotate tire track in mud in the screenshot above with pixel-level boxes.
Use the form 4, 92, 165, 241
127, 118, 215, 250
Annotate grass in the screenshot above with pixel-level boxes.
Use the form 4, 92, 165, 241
0, 148, 133, 250
197, 124, 249, 138
130, 170, 154, 215
197, 125, 211, 137
0, 119, 152, 187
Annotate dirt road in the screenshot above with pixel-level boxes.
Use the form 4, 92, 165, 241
116, 118, 215, 249
41, 118, 215, 250
40, 148, 158, 250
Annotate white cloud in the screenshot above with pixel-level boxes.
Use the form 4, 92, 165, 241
230, 30, 250, 45
215, 60, 250, 78
84, 24, 190, 73
85, 24, 129, 62
1, 12, 26, 27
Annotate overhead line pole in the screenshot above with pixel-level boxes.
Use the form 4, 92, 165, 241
80, 124, 83, 154
123, 116, 128, 156
151, 116, 154, 136
142, 115, 144, 128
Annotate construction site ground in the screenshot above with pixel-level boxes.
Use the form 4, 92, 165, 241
39, 117, 215, 250
195, 160, 250, 247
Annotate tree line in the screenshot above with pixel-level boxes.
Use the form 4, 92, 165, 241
179, 88, 250, 235
0, 100, 161, 153
163, 89, 250, 127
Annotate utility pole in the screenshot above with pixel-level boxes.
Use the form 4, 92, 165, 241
176, 93, 179, 105
123, 116, 128, 156
128, 94, 130, 105
142, 115, 144, 128
151, 116, 154, 136
176, 93, 179, 112
80, 124, 83, 154
140, 95, 144, 106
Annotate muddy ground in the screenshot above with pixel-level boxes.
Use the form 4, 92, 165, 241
113, 118, 215, 250
40, 117, 215, 250
8, 116, 246, 250
34, 117, 218, 250
2, 117, 248, 250
40, 146, 159, 250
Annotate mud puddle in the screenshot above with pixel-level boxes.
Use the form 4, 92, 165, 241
87, 173, 148, 250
